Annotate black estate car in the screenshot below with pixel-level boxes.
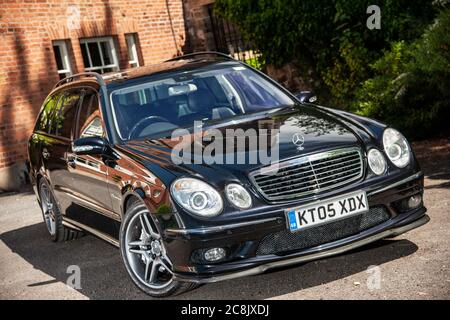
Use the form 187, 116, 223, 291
28, 52, 429, 297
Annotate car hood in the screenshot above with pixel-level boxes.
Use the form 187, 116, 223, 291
117, 105, 363, 183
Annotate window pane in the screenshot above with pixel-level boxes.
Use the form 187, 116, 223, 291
81, 117, 103, 138
81, 37, 119, 72
88, 42, 102, 67
81, 44, 90, 67
53, 45, 64, 70
126, 34, 139, 67
77, 91, 103, 138
100, 41, 112, 65
36, 93, 61, 133
56, 90, 81, 138
126, 37, 133, 58
48, 93, 65, 136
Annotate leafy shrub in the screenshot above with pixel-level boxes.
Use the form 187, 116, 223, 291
214, 0, 436, 107
215, 1, 450, 139
353, 9, 450, 139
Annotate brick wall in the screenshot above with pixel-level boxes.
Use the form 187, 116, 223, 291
0, 0, 186, 173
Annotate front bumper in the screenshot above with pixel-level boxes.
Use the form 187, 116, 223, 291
165, 171, 429, 283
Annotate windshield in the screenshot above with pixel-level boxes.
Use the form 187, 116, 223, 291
110, 62, 296, 140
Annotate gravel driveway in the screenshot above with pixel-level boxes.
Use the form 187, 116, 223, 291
1, 139, 449, 300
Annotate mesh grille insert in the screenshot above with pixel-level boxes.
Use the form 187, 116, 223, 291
256, 206, 390, 256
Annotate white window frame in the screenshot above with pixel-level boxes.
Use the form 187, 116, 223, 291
125, 33, 140, 68
80, 37, 119, 73
53, 40, 72, 78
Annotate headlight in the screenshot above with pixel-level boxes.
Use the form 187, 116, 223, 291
170, 178, 223, 217
383, 128, 411, 168
368, 149, 387, 175
225, 184, 252, 209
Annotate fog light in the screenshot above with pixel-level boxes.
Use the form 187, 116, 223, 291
397, 194, 422, 212
204, 248, 226, 262
407, 194, 422, 209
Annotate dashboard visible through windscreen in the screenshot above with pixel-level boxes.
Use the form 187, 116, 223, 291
110, 62, 295, 140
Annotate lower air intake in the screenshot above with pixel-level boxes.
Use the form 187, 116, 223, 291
256, 206, 390, 256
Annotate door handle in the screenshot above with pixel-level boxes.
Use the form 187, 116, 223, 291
42, 148, 50, 159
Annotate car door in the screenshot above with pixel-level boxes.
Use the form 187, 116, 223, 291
65, 87, 118, 237
41, 89, 81, 213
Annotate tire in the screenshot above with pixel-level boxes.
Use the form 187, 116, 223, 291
119, 198, 197, 297
38, 178, 83, 242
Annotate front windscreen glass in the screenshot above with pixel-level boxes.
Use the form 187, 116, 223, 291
110, 62, 296, 140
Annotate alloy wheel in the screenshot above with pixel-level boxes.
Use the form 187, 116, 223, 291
39, 183, 57, 236
124, 211, 173, 290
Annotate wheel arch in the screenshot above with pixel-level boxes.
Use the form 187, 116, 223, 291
118, 180, 180, 232
121, 188, 146, 217
36, 166, 51, 188
35, 171, 49, 203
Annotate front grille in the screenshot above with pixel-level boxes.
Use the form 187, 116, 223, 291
250, 147, 363, 202
256, 206, 390, 256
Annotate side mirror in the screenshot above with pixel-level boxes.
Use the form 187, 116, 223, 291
73, 136, 107, 156
295, 91, 317, 103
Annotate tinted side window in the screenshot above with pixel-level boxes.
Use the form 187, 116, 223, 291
35, 92, 62, 133
77, 90, 104, 138
53, 90, 82, 138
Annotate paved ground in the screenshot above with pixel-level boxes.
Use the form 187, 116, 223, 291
1, 139, 449, 300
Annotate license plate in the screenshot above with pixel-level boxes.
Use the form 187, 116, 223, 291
286, 191, 368, 232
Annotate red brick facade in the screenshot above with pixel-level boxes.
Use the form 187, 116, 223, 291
0, 0, 187, 172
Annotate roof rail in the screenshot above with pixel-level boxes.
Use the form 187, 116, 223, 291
165, 51, 236, 63
52, 72, 106, 90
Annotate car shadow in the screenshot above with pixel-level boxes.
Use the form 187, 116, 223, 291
180, 238, 418, 299
0, 184, 34, 198
0, 222, 418, 300
0, 222, 151, 299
